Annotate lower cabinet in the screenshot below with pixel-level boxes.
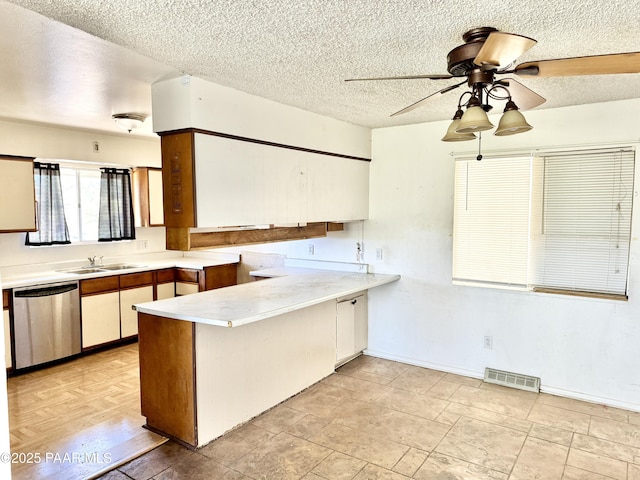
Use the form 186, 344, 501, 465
80, 276, 121, 349
336, 291, 368, 365
81, 291, 121, 348
156, 268, 176, 300
80, 264, 237, 350
120, 271, 154, 338
3, 295, 11, 369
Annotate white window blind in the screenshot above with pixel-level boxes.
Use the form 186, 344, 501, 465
529, 148, 635, 296
452, 156, 531, 288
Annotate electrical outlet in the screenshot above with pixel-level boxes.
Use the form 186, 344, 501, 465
376, 248, 383, 260
484, 336, 493, 350
308, 244, 314, 255
137, 240, 148, 250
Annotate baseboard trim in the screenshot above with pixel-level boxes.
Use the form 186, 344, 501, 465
364, 348, 640, 414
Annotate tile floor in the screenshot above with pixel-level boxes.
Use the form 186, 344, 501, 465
101, 354, 640, 479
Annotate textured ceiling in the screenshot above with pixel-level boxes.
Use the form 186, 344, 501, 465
1, 0, 640, 136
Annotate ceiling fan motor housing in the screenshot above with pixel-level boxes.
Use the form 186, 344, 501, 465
447, 27, 498, 76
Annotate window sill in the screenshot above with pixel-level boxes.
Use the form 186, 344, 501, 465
532, 287, 628, 302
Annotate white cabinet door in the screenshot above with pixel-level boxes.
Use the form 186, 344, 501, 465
0, 157, 36, 232
307, 155, 369, 222
195, 134, 267, 227
156, 282, 176, 300
81, 292, 120, 348
176, 282, 199, 296
3, 309, 11, 369
335, 292, 368, 365
120, 286, 154, 338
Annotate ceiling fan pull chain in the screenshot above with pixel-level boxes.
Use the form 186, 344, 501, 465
477, 132, 483, 161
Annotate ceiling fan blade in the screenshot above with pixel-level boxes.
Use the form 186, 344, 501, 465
514, 52, 640, 77
473, 32, 537, 69
499, 78, 546, 110
345, 73, 455, 82
390, 81, 466, 117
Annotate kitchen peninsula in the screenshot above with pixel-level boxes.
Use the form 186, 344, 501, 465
134, 267, 400, 448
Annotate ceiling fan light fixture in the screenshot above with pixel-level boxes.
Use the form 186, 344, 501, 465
112, 113, 147, 132
442, 108, 476, 142
456, 104, 495, 133
494, 100, 533, 136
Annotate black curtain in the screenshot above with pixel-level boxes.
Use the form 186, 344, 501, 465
25, 162, 71, 246
98, 168, 135, 241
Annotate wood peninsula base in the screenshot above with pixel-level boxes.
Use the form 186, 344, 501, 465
138, 300, 336, 448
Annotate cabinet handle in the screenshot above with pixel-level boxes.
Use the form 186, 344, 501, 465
351, 299, 357, 305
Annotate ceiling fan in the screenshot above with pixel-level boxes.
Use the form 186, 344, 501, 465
346, 27, 640, 141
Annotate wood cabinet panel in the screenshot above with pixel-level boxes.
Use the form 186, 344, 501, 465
156, 268, 176, 284
119, 271, 154, 290
175, 268, 199, 284
139, 312, 196, 446
80, 276, 120, 296
133, 167, 165, 227
161, 132, 196, 228
203, 264, 237, 290
2, 290, 9, 309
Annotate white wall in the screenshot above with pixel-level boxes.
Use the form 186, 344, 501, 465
0, 119, 166, 267
366, 98, 640, 410
152, 75, 371, 159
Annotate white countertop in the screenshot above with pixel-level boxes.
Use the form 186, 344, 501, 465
1, 252, 240, 289
135, 267, 400, 328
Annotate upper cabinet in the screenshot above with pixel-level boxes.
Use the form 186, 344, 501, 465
160, 130, 370, 230
133, 167, 165, 227
0, 156, 36, 233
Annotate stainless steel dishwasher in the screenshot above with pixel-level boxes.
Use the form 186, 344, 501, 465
12, 281, 81, 370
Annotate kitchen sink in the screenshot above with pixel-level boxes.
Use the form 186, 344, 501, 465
99, 263, 145, 270
58, 267, 108, 274
57, 264, 146, 275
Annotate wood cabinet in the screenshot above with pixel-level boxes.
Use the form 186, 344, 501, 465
133, 167, 164, 227
175, 264, 237, 295
0, 156, 36, 233
160, 130, 370, 239
336, 291, 368, 366
119, 272, 154, 338
155, 268, 176, 300
3, 289, 11, 369
80, 264, 237, 349
80, 277, 121, 348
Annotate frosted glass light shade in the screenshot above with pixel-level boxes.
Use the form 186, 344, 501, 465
442, 119, 476, 142
494, 109, 533, 136
456, 106, 494, 133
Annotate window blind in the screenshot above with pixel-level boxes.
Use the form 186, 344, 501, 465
452, 156, 532, 288
529, 148, 635, 296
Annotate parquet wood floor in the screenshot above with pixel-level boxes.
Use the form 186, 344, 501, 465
7, 343, 166, 480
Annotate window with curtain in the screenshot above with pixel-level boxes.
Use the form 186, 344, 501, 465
26, 162, 71, 246
452, 147, 635, 298
98, 168, 136, 242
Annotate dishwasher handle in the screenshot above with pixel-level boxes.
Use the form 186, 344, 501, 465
14, 283, 79, 298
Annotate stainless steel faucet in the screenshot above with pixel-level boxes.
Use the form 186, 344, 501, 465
88, 255, 97, 266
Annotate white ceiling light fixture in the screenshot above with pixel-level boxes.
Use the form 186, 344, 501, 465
112, 113, 147, 132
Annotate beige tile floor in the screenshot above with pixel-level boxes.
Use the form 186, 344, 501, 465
100, 354, 640, 480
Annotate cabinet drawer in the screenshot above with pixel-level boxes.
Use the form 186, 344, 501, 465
175, 268, 199, 284
156, 268, 176, 284
120, 271, 154, 290
2, 289, 9, 309
80, 276, 120, 296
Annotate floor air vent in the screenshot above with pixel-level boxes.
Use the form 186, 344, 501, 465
484, 368, 540, 393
